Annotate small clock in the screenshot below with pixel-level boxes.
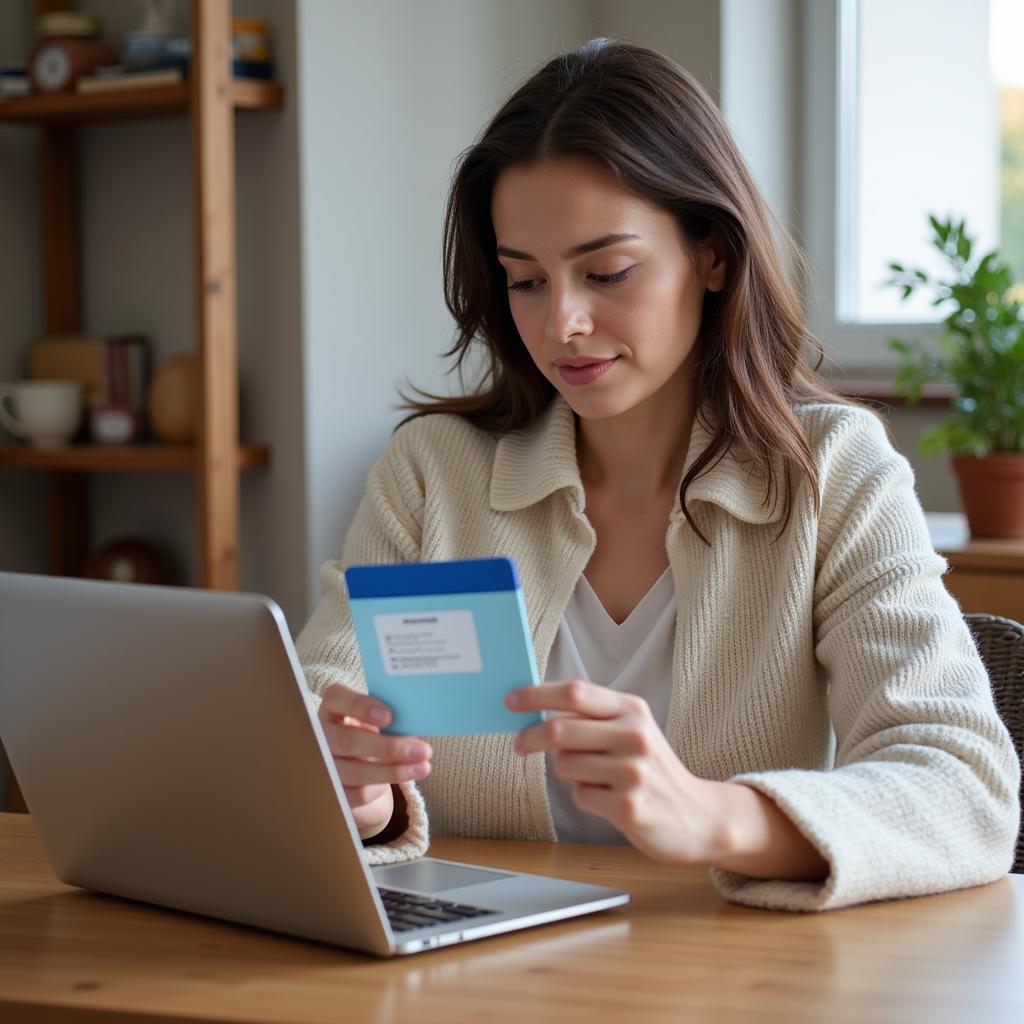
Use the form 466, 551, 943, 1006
31, 42, 72, 92
27, 36, 118, 94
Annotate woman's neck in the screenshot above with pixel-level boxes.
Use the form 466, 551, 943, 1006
575, 387, 696, 504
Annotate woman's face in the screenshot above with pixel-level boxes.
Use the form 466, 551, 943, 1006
491, 156, 725, 424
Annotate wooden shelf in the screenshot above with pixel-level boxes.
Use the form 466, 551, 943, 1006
0, 78, 283, 124
828, 377, 955, 408
0, 443, 270, 473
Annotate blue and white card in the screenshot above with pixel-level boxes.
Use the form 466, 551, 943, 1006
344, 557, 542, 736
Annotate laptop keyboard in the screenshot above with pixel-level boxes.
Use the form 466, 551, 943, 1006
378, 887, 498, 932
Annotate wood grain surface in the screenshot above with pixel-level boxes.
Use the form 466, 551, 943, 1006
1, 814, 1021, 1024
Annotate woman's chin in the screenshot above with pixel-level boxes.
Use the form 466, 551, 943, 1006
557, 389, 635, 422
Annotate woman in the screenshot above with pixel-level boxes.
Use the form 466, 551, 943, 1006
297, 38, 1020, 911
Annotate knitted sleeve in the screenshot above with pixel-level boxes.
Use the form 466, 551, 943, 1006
711, 408, 1021, 910
295, 426, 430, 865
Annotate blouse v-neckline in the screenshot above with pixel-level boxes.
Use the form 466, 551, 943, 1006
578, 567, 674, 631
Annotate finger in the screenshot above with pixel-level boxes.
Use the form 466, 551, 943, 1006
324, 721, 432, 764
505, 679, 643, 719
552, 752, 641, 788
320, 683, 393, 728
515, 716, 632, 756
330, 714, 379, 732
342, 783, 387, 808
571, 783, 628, 825
335, 757, 431, 787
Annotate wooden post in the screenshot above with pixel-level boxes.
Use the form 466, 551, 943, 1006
48, 471, 89, 575
191, 0, 239, 590
39, 124, 88, 579
39, 126, 80, 332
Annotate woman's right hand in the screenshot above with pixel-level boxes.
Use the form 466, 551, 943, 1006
317, 683, 432, 840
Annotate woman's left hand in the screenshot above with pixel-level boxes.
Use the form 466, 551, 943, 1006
507, 679, 723, 864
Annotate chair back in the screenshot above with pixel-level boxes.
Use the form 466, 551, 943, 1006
965, 613, 1024, 874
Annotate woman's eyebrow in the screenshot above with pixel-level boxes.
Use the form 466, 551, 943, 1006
495, 232, 641, 262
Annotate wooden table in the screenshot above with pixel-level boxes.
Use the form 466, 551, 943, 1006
927, 513, 1024, 621
1, 815, 1022, 1023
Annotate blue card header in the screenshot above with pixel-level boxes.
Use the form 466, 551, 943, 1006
345, 557, 521, 599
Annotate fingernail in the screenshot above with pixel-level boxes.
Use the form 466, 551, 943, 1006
505, 691, 520, 708
369, 706, 390, 725
406, 742, 429, 761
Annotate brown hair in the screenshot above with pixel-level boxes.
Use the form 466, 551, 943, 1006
400, 37, 853, 539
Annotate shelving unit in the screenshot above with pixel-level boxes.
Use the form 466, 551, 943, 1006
1, 0, 282, 813
0, 443, 270, 472
0, 76, 282, 123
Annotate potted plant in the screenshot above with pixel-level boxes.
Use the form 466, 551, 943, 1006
886, 215, 1024, 538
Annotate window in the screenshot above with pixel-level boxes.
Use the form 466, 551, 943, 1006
803, 0, 1023, 366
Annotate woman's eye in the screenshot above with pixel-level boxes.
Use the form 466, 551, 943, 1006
590, 267, 634, 285
507, 267, 635, 293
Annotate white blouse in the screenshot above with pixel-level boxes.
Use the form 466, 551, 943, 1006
543, 568, 677, 843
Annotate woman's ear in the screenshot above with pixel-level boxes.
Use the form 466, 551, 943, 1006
702, 236, 727, 293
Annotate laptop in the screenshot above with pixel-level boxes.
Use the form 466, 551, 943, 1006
0, 571, 628, 956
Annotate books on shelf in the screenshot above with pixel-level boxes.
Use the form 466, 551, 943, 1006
0, 66, 29, 100
76, 66, 183, 94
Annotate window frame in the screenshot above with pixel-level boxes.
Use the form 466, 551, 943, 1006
801, 0, 941, 373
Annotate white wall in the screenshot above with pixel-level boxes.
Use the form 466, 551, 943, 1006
590, 0, 722, 100
721, 0, 801, 233
295, 0, 592, 615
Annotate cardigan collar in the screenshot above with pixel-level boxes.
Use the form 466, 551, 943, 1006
489, 395, 784, 525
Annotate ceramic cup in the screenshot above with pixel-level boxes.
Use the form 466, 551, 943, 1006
0, 379, 84, 449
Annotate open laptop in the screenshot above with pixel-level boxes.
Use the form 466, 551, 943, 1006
0, 571, 627, 956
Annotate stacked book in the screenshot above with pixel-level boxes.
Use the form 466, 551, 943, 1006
0, 66, 30, 100
76, 65, 183, 94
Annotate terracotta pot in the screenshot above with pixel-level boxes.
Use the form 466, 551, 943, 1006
952, 454, 1024, 538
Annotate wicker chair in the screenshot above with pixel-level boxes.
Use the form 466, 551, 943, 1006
965, 613, 1024, 874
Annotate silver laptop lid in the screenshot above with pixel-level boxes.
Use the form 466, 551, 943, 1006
0, 571, 394, 955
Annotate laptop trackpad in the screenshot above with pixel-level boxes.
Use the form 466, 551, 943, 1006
375, 860, 513, 894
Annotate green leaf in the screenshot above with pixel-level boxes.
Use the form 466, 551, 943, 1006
885, 212, 1024, 455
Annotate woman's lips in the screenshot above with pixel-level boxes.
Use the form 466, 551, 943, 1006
555, 357, 619, 386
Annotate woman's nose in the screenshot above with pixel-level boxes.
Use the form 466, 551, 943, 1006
545, 286, 594, 343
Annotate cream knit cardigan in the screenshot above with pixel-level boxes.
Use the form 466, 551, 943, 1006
296, 396, 1021, 912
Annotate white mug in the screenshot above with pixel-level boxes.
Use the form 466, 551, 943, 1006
0, 379, 84, 449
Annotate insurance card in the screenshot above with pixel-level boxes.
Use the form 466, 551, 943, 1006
344, 557, 542, 736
